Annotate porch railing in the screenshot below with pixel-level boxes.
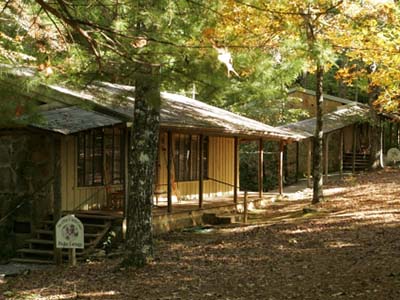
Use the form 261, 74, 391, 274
72, 187, 124, 212
207, 176, 245, 190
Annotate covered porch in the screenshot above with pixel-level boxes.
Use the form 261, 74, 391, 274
22, 81, 298, 221
278, 103, 375, 185
2, 70, 299, 233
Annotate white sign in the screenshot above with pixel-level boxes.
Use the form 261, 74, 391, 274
55, 215, 84, 249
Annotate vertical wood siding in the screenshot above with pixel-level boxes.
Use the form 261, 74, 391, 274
62, 133, 236, 210
289, 91, 346, 117
61, 135, 122, 211
157, 133, 235, 201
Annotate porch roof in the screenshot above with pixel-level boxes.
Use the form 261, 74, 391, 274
33, 106, 123, 135
44, 81, 297, 140
278, 103, 371, 139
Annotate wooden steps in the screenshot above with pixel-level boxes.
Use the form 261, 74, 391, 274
11, 258, 55, 265
203, 213, 242, 225
17, 249, 54, 256
25, 238, 93, 247
11, 212, 121, 264
25, 238, 54, 245
343, 153, 370, 172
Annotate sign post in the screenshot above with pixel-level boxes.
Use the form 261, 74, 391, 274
55, 215, 84, 266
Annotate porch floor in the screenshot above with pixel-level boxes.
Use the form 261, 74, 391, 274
73, 177, 347, 234
152, 179, 315, 216
75, 180, 316, 217
152, 172, 352, 217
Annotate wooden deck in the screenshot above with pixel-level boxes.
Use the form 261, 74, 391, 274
152, 191, 274, 216
69, 180, 317, 234
152, 178, 318, 216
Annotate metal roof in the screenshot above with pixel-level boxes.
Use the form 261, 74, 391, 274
278, 103, 371, 139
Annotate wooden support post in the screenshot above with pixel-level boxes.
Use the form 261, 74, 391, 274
283, 144, 288, 184
258, 138, 264, 199
278, 141, 284, 195
380, 118, 385, 167
307, 138, 312, 188
397, 123, 400, 147
243, 190, 248, 224
389, 122, 393, 149
339, 129, 344, 178
295, 141, 299, 183
167, 131, 172, 213
382, 121, 386, 154
198, 134, 204, 209
53, 137, 62, 265
352, 124, 357, 173
324, 134, 330, 182
124, 130, 129, 219
234, 137, 239, 204
69, 248, 77, 266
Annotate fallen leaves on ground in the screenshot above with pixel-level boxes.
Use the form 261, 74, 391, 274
2, 168, 400, 300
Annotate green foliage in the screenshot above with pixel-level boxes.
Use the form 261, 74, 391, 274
192, 47, 309, 125
0, 82, 41, 128
102, 230, 117, 253
240, 141, 280, 193
301, 63, 370, 104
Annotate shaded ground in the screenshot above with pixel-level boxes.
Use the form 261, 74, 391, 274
2, 168, 400, 300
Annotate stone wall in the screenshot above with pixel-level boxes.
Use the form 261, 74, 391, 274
0, 130, 55, 260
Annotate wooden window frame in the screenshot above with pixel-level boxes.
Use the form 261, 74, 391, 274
77, 127, 125, 187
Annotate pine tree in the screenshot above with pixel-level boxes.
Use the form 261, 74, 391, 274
1, 0, 212, 267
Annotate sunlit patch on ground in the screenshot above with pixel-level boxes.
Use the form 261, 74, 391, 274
325, 241, 360, 249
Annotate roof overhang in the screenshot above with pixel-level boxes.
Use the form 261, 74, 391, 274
279, 103, 371, 140
1, 66, 297, 141
31, 106, 123, 135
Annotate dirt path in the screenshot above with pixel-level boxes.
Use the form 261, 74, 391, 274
2, 168, 400, 300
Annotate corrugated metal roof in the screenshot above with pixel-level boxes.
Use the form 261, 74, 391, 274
33, 106, 123, 135
278, 104, 371, 139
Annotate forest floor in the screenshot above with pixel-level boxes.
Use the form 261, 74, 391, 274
2, 168, 400, 300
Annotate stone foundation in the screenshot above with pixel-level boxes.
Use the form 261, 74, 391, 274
0, 130, 55, 260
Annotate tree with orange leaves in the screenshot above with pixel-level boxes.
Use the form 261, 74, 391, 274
207, 0, 399, 203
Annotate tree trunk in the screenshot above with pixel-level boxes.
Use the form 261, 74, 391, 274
123, 64, 160, 267
368, 85, 383, 169
312, 64, 324, 204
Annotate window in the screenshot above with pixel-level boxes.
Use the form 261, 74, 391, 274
104, 128, 124, 185
77, 127, 125, 187
174, 134, 208, 181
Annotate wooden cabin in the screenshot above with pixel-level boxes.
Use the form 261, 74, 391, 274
279, 103, 373, 184
32, 84, 295, 213
0, 67, 297, 261
288, 88, 355, 118
275, 88, 400, 185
